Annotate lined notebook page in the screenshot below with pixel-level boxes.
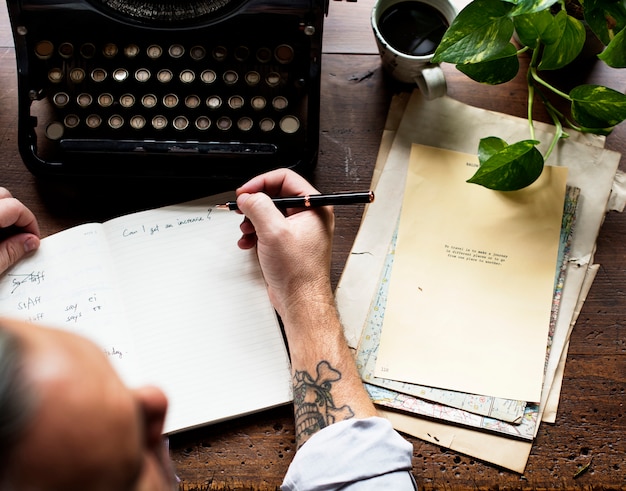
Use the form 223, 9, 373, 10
102, 196, 292, 433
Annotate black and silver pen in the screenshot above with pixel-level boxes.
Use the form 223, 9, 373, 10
215, 190, 375, 211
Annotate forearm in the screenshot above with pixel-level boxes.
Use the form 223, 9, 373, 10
281, 293, 377, 449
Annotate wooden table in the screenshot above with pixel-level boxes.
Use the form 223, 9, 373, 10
2, 1, 626, 489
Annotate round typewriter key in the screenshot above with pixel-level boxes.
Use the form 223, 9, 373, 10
259, 118, 275, 132
108, 114, 124, 129
185, 95, 201, 109
52, 92, 70, 108
272, 96, 288, 111
64, 114, 80, 128
124, 44, 140, 58
212, 46, 227, 61
35, 40, 54, 60
179, 69, 195, 84
80, 43, 96, 59
256, 47, 272, 63
17, 26, 27, 36
157, 69, 173, 83
234, 45, 249, 61
102, 43, 118, 58
135, 68, 151, 83
190, 46, 206, 60
245, 71, 261, 86
77, 93, 93, 108
152, 115, 168, 130
274, 44, 295, 64
173, 116, 189, 131
141, 94, 157, 108
86, 114, 102, 129
228, 95, 244, 109
251, 96, 266, 110
266, 72, 281, 87
130, 115, 146, 130
206, 96, 222, 110
195, 116, 211, 130
48, 68, 63, 83
58, 42, 74, 59
163, 93, 179, 109
237, 117, 253, 132
147, 45, 163, 59
69, 68, 86, 84
45, 122, 64, 140
98, 93, 114, 107
168, 44, 185, 58
113, 68, 129, 82
223, 70, 238, 85
280, 115, 300, 134
120, 94, 135, 108
200, 70, 216, 84
216, 117, 232, 131
91, 68, 107, 82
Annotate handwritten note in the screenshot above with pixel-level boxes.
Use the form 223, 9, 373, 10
0, 193, 291, 433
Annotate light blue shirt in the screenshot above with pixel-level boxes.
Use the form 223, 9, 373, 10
281, 417, 417, 490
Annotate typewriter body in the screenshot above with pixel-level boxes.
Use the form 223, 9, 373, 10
7, 0, 326, 180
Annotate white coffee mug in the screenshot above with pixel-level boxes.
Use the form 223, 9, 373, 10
371, 0, 457, 99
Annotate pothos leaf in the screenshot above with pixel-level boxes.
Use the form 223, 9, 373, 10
478, 136, 508, 162
513, 9, 560, 48
456, 43, 519, 83
538, 11, 586, 70
570, 84, 626, 128
598, 27, 626, 68
467, 139, 544, 190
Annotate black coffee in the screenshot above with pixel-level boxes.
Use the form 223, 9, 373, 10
378, 1, 449, 56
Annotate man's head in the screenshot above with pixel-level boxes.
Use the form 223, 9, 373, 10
0, 317, 177, 491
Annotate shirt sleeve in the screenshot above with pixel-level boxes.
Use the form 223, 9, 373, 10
281, 416, 417, 491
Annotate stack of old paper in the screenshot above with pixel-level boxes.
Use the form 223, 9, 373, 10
336, 90, 623, 473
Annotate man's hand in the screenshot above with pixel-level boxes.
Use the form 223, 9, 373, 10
0, 188, 40, 274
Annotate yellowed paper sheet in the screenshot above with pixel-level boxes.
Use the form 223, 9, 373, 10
374, 144, 569, 402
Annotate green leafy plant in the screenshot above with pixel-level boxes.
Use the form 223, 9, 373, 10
432, 0, 626, 190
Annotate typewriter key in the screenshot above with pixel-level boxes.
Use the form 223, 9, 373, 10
195, 116, 211, 130
45, 122, 65, 140
80, 43, 96, 59
256, 47, 272, 63
237, 117, 253, 132
251, 96, 266, 110
157, 69, 173, 83
173, 116, 189, 131
47, 68, 63, 83
200, 70, 217, 84
179, 70, 195, 84
52, 92, 70, 108
98, 93, 114, 107
152, 115, 168, 130
185, 95, 201, 109
163, 94, 179, 109
216, 117, 232, 131
64, 114, 80, 129
259, 118, 275, 132
272, 96, 288, 111
223, 71, 238, 85
147, 45, 163, 59
228, 96, 244, 110
245, 71, 261, 86
58, 42, 74, 59
190, 46, 206, 60
77, 93, 93, 108
212, 46, 227, 61
113, 68, 129, 82
169, 44, 185, 58
69, 68, 86, 84
124, 44, 140, 58
102, 43, 118, 58
130, 115, 146, 130
135, 68, 151, 83
35, 40, 54, 60
234, 46, 249, 61
142, 94, 157, 108
206, 96, 222, 110
91, 68, 107, 83
274, 44, 295, 64
280, 115, 300, 134
266, 72, 281, 87
86, 114, 102, 129
108, 115, 124, 129
120, 94, 135, 108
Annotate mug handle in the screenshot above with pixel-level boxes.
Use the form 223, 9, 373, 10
415, 65, 447, 100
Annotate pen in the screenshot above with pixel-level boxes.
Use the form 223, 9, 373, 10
215, 190, 375, 211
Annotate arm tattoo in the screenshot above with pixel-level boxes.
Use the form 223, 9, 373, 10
293, 360, 355, 447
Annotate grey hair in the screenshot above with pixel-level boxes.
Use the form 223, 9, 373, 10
0, 326, 34, 480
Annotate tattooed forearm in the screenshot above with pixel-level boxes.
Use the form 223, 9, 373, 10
292, 360, 355, 448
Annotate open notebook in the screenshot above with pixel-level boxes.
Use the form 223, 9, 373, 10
0, 193, 292, 434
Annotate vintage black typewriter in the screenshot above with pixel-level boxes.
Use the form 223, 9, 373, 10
6, 0, 327, 180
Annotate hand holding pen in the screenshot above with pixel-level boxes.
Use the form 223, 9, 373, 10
216, 190, 374, 211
